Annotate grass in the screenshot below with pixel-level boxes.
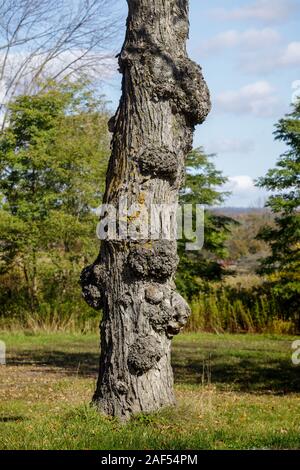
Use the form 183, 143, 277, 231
0, 331, 299, 450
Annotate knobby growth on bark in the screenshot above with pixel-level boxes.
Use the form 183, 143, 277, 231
81, 0, 211, 418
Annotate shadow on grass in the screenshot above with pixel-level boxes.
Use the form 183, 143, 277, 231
172, 345, 300, 394
9, 350, 99, 377
7, 341, 300, 394
0, 416, 26, 422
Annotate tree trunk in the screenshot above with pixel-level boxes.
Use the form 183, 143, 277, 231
81, 0, 210, 419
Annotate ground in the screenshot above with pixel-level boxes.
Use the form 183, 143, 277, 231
0, 332, 299, 450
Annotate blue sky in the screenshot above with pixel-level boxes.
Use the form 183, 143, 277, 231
102, 0, 300, 207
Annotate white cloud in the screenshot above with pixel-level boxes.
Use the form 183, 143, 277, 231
292, 80, 300, 105
0, 49, 116, 104
206, 138, 255, 155
224, 175, 256, 193
200, 28, 280, 54
240, 41, 300, 73
215, 81, 282, 118
212, 0, 298, 24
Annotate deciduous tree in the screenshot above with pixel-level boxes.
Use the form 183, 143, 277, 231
0, 81, 110, 311
81, 0, 211, 417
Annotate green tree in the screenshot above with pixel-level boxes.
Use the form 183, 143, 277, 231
176, 147, 235, 299
0, 81, 110, 315
256, 101, 300, 323
225, 211, 273, 269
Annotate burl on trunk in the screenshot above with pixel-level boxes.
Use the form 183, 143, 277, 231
81, 0, 210, 418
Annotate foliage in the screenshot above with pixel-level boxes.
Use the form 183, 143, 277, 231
0, 81, 110, 322
0, 87, 299, 334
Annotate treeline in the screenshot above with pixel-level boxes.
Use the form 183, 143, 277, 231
0, 81, 299, 333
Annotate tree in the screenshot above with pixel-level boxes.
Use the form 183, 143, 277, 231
176, 147, 234, 299
0, 0, 120, 128
81, 0, 211, 417
0, 81, 110, 312
256, 100, 300, 323
225, 211, 272, 263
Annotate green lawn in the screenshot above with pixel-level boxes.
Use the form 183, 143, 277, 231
0, 331, 299, 450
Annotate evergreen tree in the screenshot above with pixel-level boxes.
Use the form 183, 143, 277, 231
257, 101, 300, 322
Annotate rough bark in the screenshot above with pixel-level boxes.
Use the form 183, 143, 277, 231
81, 0, 210, 419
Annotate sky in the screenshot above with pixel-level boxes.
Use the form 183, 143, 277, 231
102, 0, 300, 207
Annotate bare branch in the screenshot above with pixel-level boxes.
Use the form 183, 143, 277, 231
0, 0, 122, 127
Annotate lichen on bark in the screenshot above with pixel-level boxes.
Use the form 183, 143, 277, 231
81, 0, 210, 419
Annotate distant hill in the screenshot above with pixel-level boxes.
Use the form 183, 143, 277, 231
211, 207, 270, 217
210, 207, 273, 275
